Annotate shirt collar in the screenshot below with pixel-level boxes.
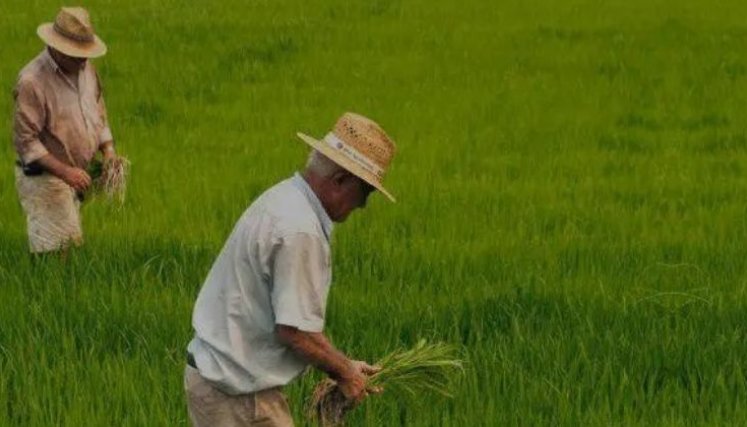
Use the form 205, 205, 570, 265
292, 172, 333, 241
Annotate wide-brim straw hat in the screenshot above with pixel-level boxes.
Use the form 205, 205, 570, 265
297, 112, 397, 202
37, 7, 107, 59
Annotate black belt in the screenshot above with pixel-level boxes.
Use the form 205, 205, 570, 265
187, 351, 197, 369
16, 160, 45, 176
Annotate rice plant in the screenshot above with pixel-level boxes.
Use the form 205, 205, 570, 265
308, 340, 463, 426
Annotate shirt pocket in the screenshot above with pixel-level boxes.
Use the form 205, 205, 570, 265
51, 94, 97, 161
50, 90, 80, 126
79, 81, 102, 134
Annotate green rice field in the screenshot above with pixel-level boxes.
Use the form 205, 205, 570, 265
3, 0, 747, 425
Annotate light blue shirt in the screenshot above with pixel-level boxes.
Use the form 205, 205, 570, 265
188, 173, 333, 394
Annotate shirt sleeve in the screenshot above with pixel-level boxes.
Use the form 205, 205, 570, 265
95, 71, 113, 145
271, 232, 331, 333
13, 78, 49, 164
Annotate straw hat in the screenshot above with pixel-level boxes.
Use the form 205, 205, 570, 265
297, 113, 397, 202
37, 7, 107, 59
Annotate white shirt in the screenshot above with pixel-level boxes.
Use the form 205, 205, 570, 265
187, 173, 333, 394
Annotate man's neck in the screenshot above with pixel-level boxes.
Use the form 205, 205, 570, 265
301, 171, 335, 220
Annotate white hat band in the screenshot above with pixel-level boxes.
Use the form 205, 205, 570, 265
324, 133, 384, 178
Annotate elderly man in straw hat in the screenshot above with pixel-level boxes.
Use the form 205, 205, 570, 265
13, 7, 118, 254
185, 112, 396, 426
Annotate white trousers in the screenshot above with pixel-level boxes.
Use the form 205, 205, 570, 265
15, 167, 82, 253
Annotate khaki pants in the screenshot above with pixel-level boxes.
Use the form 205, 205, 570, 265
184, 366, 295, 427
15, 167, 82, 253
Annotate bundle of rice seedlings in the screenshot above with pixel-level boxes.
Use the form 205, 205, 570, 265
88, 156, 130, 205
308, 340, 463, 426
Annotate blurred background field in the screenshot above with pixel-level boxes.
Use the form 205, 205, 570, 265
3, 0, 747, 425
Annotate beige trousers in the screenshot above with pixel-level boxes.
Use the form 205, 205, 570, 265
184, 366, 295, 427
15, 167, 82, 253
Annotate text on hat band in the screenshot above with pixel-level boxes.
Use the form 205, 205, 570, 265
324, 133, 384, 179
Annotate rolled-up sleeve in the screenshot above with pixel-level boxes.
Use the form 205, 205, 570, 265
13, 79, 49, 164
95, 74, 113, 145
271, 232, 330, 333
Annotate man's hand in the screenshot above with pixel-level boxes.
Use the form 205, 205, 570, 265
337, 366, 369, 403
62, 167, 92, 192
338, 360, 383, 402
101, 141, 116, 161
351, 360, 383, 393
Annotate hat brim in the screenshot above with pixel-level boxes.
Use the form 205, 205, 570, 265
297, 132, 396, 203
37, 23, 107, 59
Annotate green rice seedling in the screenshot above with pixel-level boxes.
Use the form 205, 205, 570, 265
88, 156, 131, 205
308, 340, 463, 426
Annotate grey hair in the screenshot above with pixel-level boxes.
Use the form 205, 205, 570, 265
305, 150, 345, 178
